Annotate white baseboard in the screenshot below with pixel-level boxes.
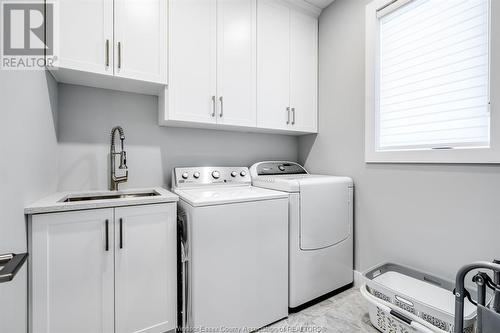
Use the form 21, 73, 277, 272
353, 270, 367, 288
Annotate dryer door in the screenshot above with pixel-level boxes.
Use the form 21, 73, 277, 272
299, 177, 352, 250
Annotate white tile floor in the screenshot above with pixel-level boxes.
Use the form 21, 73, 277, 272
259, 288, 379, 333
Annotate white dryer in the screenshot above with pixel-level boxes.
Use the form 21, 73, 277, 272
173, 167, 289, 331
250, 161, 354, 309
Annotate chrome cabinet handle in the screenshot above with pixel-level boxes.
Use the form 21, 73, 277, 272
292, 108, 296, 125
219, 96, 224, 118
211, 96, 216, 117
286, 107, 290, 125
117, 42, 122, 70
105, 219, 109, 251
105, 39, 110, 68
119, 218, 124, 249
0, 253, 28, 283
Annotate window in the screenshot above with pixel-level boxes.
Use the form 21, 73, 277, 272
365, 0, 499, 163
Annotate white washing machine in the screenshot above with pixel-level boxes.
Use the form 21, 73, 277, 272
172, 167, 289, 332
250, 161, 354, 309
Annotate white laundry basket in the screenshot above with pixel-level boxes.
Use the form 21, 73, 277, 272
361, 263, 478, 333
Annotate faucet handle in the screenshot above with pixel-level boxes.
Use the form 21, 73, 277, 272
119, 151, 127, 169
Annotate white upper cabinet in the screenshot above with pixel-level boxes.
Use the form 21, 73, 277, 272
51, 0, 167, 94
216, 0, 257, 127
257, 0, 291, 130
114, 0, 167, 83
167, 0, 217, 124
256, 1, 318, 133
163, 0, 318, 134
290, 9, 318, 132
53, 0, 317, 134
54, 0, 114, 75
166, 0, 256, 128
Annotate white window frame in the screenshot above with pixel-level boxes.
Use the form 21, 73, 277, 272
365, 0, 500, 163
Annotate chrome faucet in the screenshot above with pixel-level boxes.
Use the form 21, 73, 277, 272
110, 126, 128, 191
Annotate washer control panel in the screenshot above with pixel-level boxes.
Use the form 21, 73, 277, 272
173, 167, 252, 188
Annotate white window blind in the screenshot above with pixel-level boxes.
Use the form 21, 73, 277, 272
377, 0, 490, 151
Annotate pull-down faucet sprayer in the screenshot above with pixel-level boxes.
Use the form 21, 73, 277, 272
110, 126, 128, 191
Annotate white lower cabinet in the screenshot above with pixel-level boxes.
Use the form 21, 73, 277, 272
29, 203, 176, 333
30, 208, 115, 333
114, 205, 177, 333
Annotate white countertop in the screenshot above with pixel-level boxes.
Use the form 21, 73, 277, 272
25, 187, 178, 215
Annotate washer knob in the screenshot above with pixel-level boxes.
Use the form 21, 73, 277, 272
212, 170, 221, 179
182, 172, 189, 179
278, 165, 285, 171
193, 172, 200, 179
240, 170, 247, 177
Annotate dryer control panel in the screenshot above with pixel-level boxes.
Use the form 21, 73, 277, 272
252, 162, 308, 176
173, 167, 251, 188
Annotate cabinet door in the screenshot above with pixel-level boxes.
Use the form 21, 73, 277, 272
168, 0, 217, 124
114, 0, 167, 83
216, 0, 257, 127
257, 0, 290, 130
31, 209, 114, 333
114, 204, 177, 333
54, 0, 113, 75
290, 10, 318, 133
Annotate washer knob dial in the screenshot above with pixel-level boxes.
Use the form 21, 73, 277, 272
193, 172, 200, 179
231, 171, 237, 177
182, 172, 189, 179
240, 170, 247, 177
212, 170, 221, 179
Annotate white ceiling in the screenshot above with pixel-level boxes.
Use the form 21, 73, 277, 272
304, 0, 335, 9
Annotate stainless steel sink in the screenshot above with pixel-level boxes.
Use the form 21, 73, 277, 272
62, 191, 160, 203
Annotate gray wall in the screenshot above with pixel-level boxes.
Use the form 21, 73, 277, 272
57, 84, 299, 191
0, 71, 59, 333
299, 0, 500, 280
0, 77, 296, 333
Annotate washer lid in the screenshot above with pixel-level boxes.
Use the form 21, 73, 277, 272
174, 186, 288, 207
